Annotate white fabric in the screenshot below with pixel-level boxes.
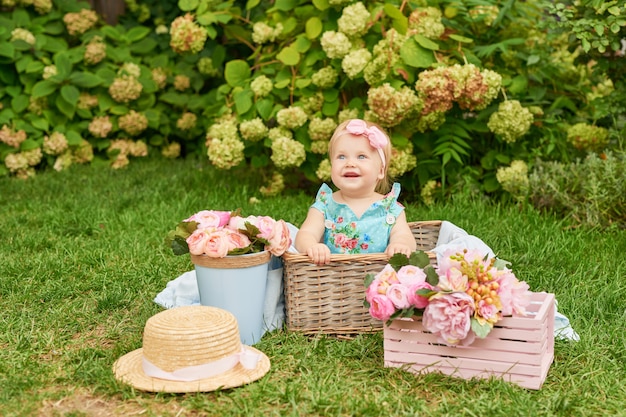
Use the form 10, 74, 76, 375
154, 221, 579, 341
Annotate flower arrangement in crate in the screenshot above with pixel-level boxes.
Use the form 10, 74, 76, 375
365, 249, 531, 346
165, 209, 292, 258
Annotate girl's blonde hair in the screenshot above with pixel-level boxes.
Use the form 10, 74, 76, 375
328, 119, 392, 193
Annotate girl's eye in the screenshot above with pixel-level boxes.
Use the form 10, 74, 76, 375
337, 155, 345, 160
358, 155, 366, 160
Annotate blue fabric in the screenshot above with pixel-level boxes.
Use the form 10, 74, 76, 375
310, 182, 405, 254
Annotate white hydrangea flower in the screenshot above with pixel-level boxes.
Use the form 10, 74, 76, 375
342, 48, 372, 79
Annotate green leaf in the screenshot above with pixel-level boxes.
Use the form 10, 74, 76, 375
68, 72, 103, 88
322, 99, 339, 116
275, 0, 297, 11
595, 24, 605, 36
224, 59, 251, 87
11, 94, 29, 113
30, 118, 49, 131
494, 258, 511, 270
413, 34, 439, 51
312, 0, 329, 11
277, 46, 300, 66
60, 85, 80, 107
129, 37, 158, 54
126, 26, 151, 42
471, 318, 492, 339
256, 99, 273, 120
425, 266, 439, 286
53, 53, 72, 79
383, 3, 404, 19
389, 252, 410, 270
408, 250, 431, 268
508, 75, 528, 94
25, 60, 44, 73
246, 0, 261, 10
41, 36, 68, 53
55, 94, 75, 119
15, 56, 32, 73
178, 0, 199, 12
159, 92, 188, 106
295, 79, 311, 89
449, 34, 473, 43
65, 130, 83, 146
197, 12, 217, 25
101, 26, 123, 42
31, 80, 58, 98
110, 105, 129, 115
170, 235, 190, 255
294, 36, 312, 53
526, 55, 540, 66
0, 42, 15, 59
305, 17, 323, 39
400, 37, 436, 68
20, 139, 40, 151
234, 89, 253, 114
144, 109, 161, 128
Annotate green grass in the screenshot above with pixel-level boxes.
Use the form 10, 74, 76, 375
1, 157, 625, 416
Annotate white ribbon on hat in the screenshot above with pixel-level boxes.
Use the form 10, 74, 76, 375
142, 347, 261, 382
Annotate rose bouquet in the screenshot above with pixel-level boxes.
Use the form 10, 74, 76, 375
365, 249, 531, 346
166, 209, 292, 258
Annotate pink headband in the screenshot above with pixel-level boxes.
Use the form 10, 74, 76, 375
344, 119, 388, 168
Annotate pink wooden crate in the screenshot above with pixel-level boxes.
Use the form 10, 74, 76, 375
383, 292, 555, 390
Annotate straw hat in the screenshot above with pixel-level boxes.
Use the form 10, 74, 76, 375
113, 305, 270, 393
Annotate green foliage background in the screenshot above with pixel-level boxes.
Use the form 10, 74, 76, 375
0, 0, 624, 203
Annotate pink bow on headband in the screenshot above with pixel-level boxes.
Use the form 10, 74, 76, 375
345, 119, 388, 168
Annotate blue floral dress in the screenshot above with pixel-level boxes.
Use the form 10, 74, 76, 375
310, 183, 405, 254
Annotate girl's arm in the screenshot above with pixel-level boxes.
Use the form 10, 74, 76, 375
385, 211, 416, 257
295, 208, 332, 264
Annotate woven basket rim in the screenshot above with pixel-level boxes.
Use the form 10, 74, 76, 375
191, 250, 271, 268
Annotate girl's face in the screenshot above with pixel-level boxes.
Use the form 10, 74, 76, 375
330, 133, 385, 195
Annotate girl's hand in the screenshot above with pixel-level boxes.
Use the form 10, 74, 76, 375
307, 243, 331, 265
384, 243, 413, 258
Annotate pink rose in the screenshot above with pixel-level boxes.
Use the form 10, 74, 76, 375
422, 292, 475, 346
375, 264, 399, 285
368, 293, 396, 321
495, 269, 531, 316
437, 267, 468, 292
366, 278, 385, 303
396, 265, 427, 285
346, 238, 358, 250
227, 215, 254, 231
255, 216, 276, 240
226, 230, 252, 251
186, 229, 212, 255
185, 210, 231, 229
407, 281, 433, 309
266, 220, 292, 256
361, 243, 369, 250
386, 283, 411, 309
334, 233, 348, 247
476, 299, 500, 323
202, 229, 230, 258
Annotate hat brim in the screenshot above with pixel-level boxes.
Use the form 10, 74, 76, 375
113, 346, 270, 393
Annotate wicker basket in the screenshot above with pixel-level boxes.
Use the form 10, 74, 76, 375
282, 220, 442, 336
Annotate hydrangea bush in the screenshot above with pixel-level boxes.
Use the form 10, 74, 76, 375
0, 0, 623, 204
